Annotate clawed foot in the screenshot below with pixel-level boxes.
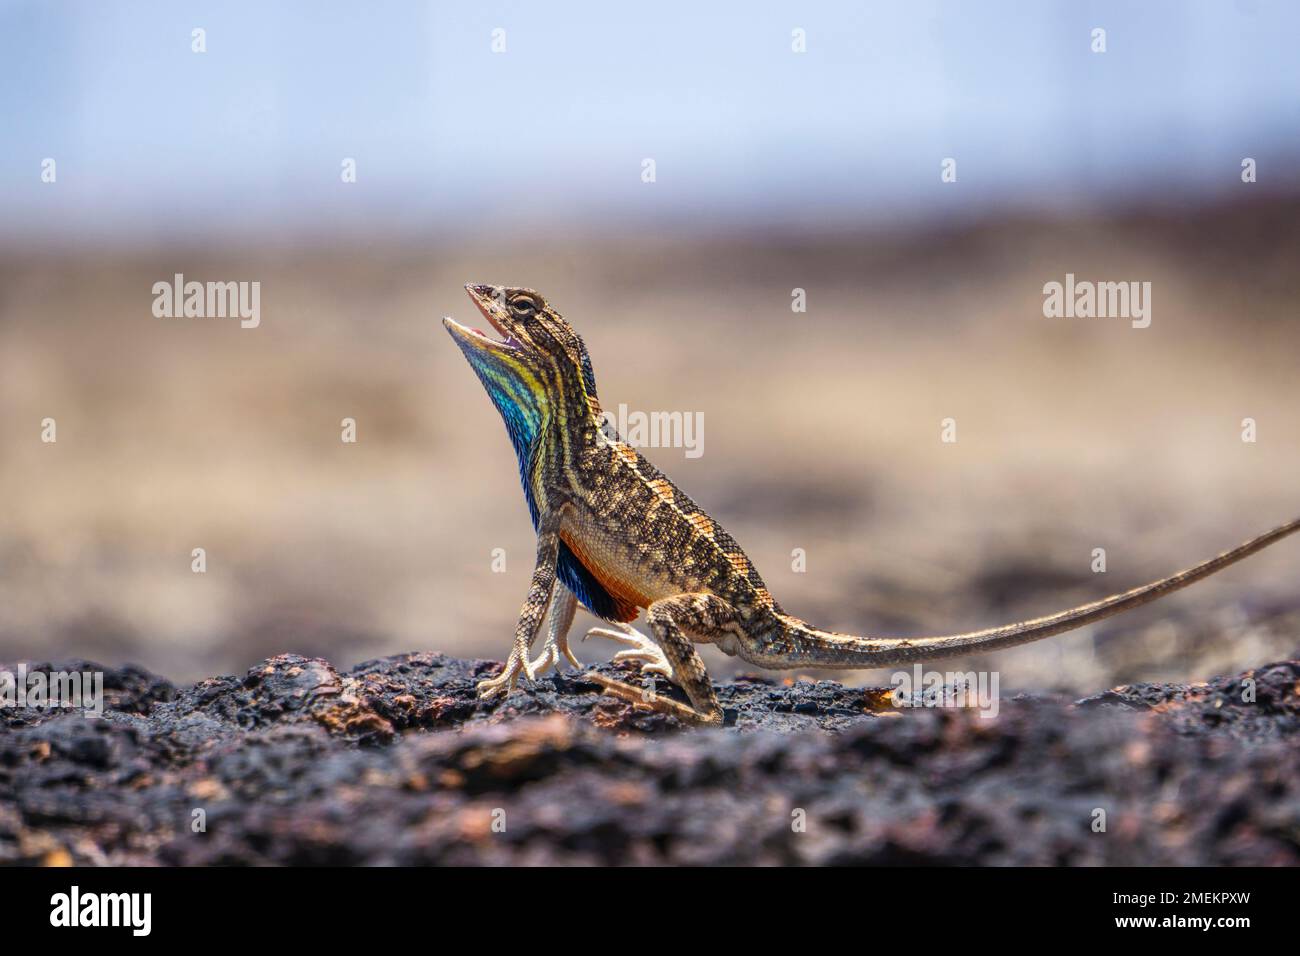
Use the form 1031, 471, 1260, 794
476, 647, 538, 701
479, 619, 673, 702
584, 622, 674, 679
583, 671, 713, 725
526, 586, 580, 678
528, 623, 582, 678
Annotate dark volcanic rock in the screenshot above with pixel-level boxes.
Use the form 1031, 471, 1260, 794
1, 653, 1298, 865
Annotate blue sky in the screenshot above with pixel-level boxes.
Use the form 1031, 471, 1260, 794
3, 0, 1298, 241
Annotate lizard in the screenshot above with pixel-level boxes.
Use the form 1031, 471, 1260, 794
443, 282, 1300, 726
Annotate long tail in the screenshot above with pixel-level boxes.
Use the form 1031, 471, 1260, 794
792, 517, 1300, 667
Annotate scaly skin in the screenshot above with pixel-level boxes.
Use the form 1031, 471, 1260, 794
444, 284, 1300, 725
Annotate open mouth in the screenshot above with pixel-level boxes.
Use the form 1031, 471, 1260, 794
458, 284, 524, 350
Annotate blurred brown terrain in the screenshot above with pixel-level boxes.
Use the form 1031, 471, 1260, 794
2, 197, 1298, 690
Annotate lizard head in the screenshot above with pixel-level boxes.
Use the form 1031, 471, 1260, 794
443, 284, 600, 451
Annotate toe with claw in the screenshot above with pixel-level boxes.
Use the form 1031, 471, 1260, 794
529, 599, 582, 677
584, 622, 674, 679
476, 647, 535, 700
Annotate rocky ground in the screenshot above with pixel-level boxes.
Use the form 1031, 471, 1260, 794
2, 652, 1298, 865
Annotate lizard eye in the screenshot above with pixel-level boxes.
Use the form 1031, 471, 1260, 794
510, 296, 537, 316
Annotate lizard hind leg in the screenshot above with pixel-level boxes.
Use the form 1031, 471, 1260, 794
583, 620, 674, 679
588, 594, 736, 727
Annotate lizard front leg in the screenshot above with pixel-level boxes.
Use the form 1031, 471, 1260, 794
528, 585, 580, 676
476, 528, 559, 700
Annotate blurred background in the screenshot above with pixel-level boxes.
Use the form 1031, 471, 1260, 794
1, 0, 1297, 691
